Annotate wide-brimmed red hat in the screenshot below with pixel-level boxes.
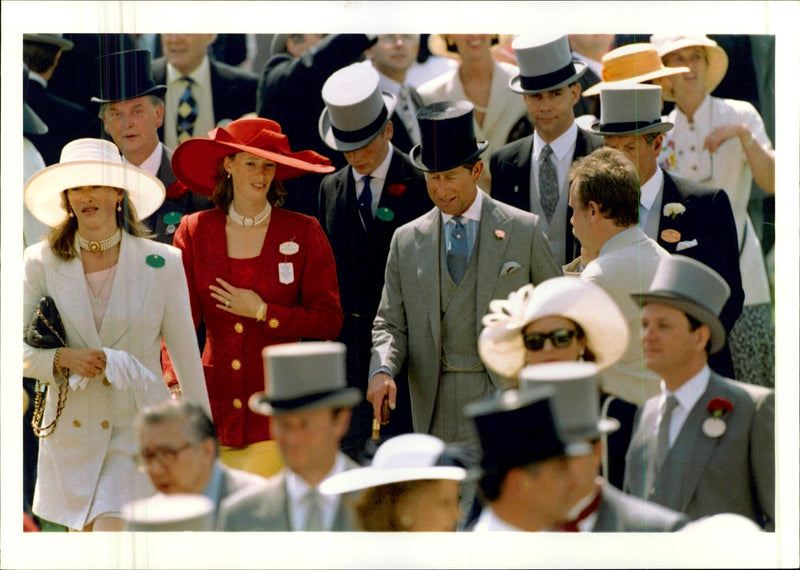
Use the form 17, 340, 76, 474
171, 118, 335, 196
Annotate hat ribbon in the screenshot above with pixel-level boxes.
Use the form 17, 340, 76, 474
265, 388, 344, 411
519, 61, 577, 92
331, 105, 388, 143
595, 119, 664, 133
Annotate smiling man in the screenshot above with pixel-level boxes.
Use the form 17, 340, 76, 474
368, 100, 559, 452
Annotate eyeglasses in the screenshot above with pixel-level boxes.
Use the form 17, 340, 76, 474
135, 442, 193, 469
523, 329, 577, 351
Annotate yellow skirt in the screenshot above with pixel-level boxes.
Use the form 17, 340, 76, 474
219, 440, 284, 479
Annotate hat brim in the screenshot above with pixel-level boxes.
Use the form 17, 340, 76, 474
24, 159, 165, 227
248, 387, 362, 417
409, 139, 489, 173
582, 65, 691, 97
509, 60, 588, 95
24, 103, 48, 135
632, 291, 726, 354
319, 465, 467, 496
589, 118, 674, 137
23, 33, 74, 51
90, 85, 168, 104
318, 93, 397, 152
172, 137, 335, 196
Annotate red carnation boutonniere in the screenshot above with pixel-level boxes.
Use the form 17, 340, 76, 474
386, 184, 406, 197
703, 397, 734, 438
494, 229, 506, 240
166, 181, 189, 200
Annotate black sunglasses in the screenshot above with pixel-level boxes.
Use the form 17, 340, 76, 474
523, 329, 577, 351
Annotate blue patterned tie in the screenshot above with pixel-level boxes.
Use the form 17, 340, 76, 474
447, 216, 468, 285
358, 175, 373, 231
176, 77, 198, 143
539, 144, 559, 224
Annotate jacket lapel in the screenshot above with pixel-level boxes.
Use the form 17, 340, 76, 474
513, 137, 533, 210
476, 196, 511, 334
414, 210, 442, 343
52, 245, 102, 348
657, 174, 683, 252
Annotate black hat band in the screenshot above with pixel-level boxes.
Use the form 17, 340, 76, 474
519, 62, 577, 91
595, 119, 665, 133
331, 105, 388, 144
266, 389, 341, 411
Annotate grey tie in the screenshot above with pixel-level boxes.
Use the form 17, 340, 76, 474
655, 395, 679, 475
539, 144, 559, 224
303, 488, 323, 531
446, 216, 468, 285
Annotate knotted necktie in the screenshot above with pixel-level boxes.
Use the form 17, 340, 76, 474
655, 395, 679, 475
176, 77, 198, 143
357, 175, 373, 231
447, 216, 468, 285
556, 488, 603, 532
539, 144, 559, 224
303, 488, 323, 531
396, 85, 421, 145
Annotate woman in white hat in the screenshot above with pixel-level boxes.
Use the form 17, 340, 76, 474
319, 433, 467, 532
23, 138, 210, 532
651, 34, 775, 388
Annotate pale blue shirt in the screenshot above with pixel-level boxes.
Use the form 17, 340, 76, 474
441, 188, 483, 262
659, 365, 711, 448
638, 167, 664, 237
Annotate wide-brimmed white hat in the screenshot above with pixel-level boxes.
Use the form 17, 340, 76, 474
479, 277, 628, 379
319, 433, 467, 496
123, 493, 215, 531
24, 138, 165, 228
650, 34, 729, 96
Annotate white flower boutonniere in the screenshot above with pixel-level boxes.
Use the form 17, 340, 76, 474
663, 203, 686, 220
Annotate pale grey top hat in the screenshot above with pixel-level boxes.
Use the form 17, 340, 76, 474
23, 33, 74, 51
509, 34, 587, 94
319, 62, 397, 152
249, 342, 361, 416
632, 255, 730, 354
123, 493, 214, 531
519, 361, 619, 447
589, 84, 674, 136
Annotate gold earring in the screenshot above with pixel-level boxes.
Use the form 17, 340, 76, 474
227, 171, 232, 179
68, 209, 75, 218
117, 202, 122, 212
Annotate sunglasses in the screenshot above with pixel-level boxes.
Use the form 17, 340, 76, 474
523, 329, 577, 351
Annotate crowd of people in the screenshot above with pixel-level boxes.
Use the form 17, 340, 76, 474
21, 32, 775, 541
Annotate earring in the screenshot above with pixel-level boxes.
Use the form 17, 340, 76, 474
399, 515, 413, 530
579, 348, 586, 360
227, 171, 232, 179
68, 209, 75, 218
117, 202, 122, 212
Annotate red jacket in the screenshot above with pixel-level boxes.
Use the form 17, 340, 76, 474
163, 207, 343, 446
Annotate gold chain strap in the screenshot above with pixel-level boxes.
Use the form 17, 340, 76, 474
30, 306, 69, 438
35, 306, 67, 346
439, 356, 485, 373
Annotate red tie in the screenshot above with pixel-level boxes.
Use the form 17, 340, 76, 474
557, 488, 603, 532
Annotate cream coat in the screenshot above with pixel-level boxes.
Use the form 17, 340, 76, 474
23, 232, 210, 529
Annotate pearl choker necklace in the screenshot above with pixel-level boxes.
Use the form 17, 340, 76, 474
78, 228, 122, 253
229, 202, 272, 227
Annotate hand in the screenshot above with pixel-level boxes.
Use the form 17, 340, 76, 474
580, 246, 598, 266
209, 278, 265, 318
58, 347, 106, 378
367, 372, 396, 421
703, 124, 744, 154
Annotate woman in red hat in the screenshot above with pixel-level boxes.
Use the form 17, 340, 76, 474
164, 118, 343, 478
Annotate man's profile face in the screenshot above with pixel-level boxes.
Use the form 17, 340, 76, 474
520, 456, 575, 526
641, 302, 707, 376
102, 96, 163, 163
604, 133, 659, 183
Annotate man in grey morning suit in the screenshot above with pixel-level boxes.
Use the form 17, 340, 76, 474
624, 255, 774, 530
367, 100, 560, 450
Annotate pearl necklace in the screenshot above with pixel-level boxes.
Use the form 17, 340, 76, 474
229, 202, 272, 227
78, 228, 122, 253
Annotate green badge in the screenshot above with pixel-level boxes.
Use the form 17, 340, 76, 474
376, 207, 395, 222
146, 254, 166, 268
163, 211, 182, 225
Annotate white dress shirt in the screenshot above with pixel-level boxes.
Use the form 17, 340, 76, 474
285, 454, 346, 531
658, 365, 711, 448
472, 506, 525, 532
164, 56, 215, 150
122, 141, 163, 176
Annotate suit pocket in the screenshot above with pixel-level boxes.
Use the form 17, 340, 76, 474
676, 239, 699, 252
499, 261, 521, 277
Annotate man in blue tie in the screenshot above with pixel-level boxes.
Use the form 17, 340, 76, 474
368, 100, 559, 452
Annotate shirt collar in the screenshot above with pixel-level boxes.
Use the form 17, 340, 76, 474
123, 141, 163, 176
474, 507, 525, 532
29, 71, 47, 88
376, 71, 402, 96
285, 453, 347, 503
534, 121, 578, 161
661, 364, 711, 412
202, 461, 225, 504
352, 143, 394, 183
166, 55, 211, 86
675, 93, 712, 128
441, 187, 483, 225
640, 166, 664, 210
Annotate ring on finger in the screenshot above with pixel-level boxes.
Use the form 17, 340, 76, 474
226, 299, 231, 308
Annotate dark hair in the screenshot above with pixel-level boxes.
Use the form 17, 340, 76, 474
461, 158, 480, 172
642, 132, 661, 146
49, 188, 152, 261
569, 147, 640, 227
23, 40, 61, 73
573, 322, 597, 362
686, 313, 712, 354
444, 34, 500, 53
135, 399, 219, 457
211, 153, 287, 211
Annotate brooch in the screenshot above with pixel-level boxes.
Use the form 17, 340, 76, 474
663, 202, 686, 220
494, 229, 506, 240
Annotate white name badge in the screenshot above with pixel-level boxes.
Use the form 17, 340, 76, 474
279, 241, 299, 255
279, 262, 295, 284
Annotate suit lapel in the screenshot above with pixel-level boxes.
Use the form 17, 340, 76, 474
53, 246, 102, 348
414, 210, 442, 343
513, 137, 534, 210
99, 232, 150, 347
476, 196, 511, 334
657, 174, 683, 252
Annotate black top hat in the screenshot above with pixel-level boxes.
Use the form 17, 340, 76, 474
409, 100, 489, 172
91, 49, 167, 104
464, 386, 566, 470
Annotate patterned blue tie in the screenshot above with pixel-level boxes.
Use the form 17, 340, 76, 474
539, 144, 559, 224
358, 175, 373, 231
177, 77, 198, 143
447, 216, 468, 285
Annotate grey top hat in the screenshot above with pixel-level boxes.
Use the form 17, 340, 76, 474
23, 64, 47, 135
632, 255, 730, 354
509, 34, 587, 94
519, 361, 619, 446
319, 62, 397, 152
249, 342, 361, 416
23, 33, 74, 51
589, 84, 673, 136
123, 493, 214, 531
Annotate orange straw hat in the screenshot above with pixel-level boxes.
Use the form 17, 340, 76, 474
583, 43, 690, 98
171, 117, 335, 196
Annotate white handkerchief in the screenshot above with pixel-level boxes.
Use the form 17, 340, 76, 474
676, 239, 698, 251
103, 348, 157, 390
500, 261, 521, 276
69, 373, 90, 391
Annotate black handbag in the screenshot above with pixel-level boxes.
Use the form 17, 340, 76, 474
25, 296, 69, 438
